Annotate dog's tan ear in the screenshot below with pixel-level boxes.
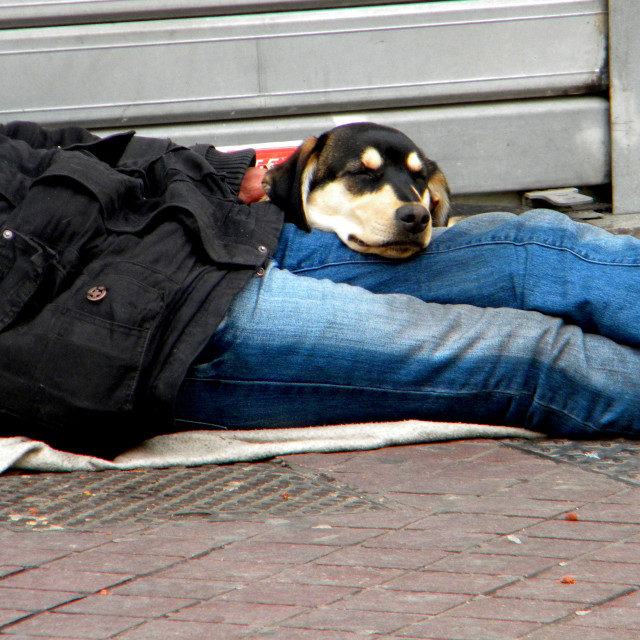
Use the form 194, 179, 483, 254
428, 170, 451, 227
262, 135, 326, 231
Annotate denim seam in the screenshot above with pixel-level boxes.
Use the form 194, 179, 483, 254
529, 397, 605, 433
179, 378, 600, 433
182, 376, 530, 397
284, 240, 640, 275
174, 417, 228, 429
428, 240, 640, 267
285, 259, 389, 275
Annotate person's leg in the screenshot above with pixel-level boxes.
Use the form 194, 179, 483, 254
175, 263, 640, 438
274, 209, 640, 346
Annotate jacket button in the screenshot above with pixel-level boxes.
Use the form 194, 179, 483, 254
86, 286, 107, 302
2, 229, 13, 240
258, 245, 267, 254
255, 267, 265, 277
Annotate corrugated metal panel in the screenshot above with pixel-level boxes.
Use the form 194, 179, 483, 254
608, 1, 640, 214
0, 0, 447, 28
0, 0, 607, 128
98, 96, 610, 196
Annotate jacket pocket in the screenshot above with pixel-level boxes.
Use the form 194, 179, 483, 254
30, 261, 166, 414
0, 227, 56, 332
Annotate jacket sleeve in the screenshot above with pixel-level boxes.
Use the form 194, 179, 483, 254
0, 120, 100, 149
192, 144, 257, 197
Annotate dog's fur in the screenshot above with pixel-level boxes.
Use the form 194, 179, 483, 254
262, 122, 450, 258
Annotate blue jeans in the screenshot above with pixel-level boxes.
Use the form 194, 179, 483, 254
175, 210, 640, 438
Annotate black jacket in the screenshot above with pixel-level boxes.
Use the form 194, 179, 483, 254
0, 122, 284, 456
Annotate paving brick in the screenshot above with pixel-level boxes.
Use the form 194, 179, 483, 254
569, 604, 640, 629
336, 587, 468, 615
466, 445, 553, 466
444, 595, 580, 623
4, 612, 142, 638
284, 452, 359, 470
0, 609, 30, 626
474, 534, 605, 559
437, 495, 579, 518
98, 535, 220, 557
361, 528, 494, 553
0, 635, 90, 640
524, 520, 640, 542
416, 458, 551, 484
253, 524, 386, 546
586, 541, 640, 563
294, 443, 492, 476
272, 563, 404, 588
300, 511, 422, 530
158, 558, 286, 583
427, 552, 559, 577
384, 570, 518, 595
0, 566, 21, 579
492, 577, 635, 604
317, 545, 447, 570
323, 445, 509, 493
608, 588, 640, 606
281, 607, 425, 634
568, 503, 640, 524
495, 468, 625, 502
0, 529, 112, 552
326, 467, 435, 493
395, 615, 539, 639
0, 568, 129, 593
217, 581, 354, 606
0, 546, 70, 568
524, 625, 640, 640
140, 519, 267, 541
407, 513, 542, 535
113, 618, 249, 639
385, 491, 465, 511
341, 444, 478, 469
111, 576, 238, 599
391, 473, 519, 496
0, 587, 79, 611
537, 559, 640, 585
203, 541, 333, 565
42, 549, 180, 575
168, 599, 306, 625
605, 487, 640, 504
416, 441, 500, 459
254, 628, 372, 639
56, 593, 197, 617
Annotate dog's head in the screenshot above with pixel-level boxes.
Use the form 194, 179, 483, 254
262, 122, 450, 258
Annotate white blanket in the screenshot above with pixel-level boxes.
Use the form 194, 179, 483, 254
0, 420, 541, 473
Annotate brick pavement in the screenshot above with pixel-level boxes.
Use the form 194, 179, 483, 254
1, 439, 640, 639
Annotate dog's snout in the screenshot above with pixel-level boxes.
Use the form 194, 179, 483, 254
395, 204, 430, 234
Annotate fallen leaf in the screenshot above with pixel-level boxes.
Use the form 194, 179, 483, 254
559, 575, 576, 584
564, 512, 579, 521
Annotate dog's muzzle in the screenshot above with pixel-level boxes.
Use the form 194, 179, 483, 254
394, 203, 431, 235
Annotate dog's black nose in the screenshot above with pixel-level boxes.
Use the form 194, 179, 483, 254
395, 204, 430, 234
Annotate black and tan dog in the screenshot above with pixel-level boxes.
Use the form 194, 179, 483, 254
262, 122, 450, 258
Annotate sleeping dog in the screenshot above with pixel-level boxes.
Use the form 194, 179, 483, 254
262, 122, 450, 258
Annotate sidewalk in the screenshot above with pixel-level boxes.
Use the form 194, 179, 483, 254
1, 437, 639, 639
